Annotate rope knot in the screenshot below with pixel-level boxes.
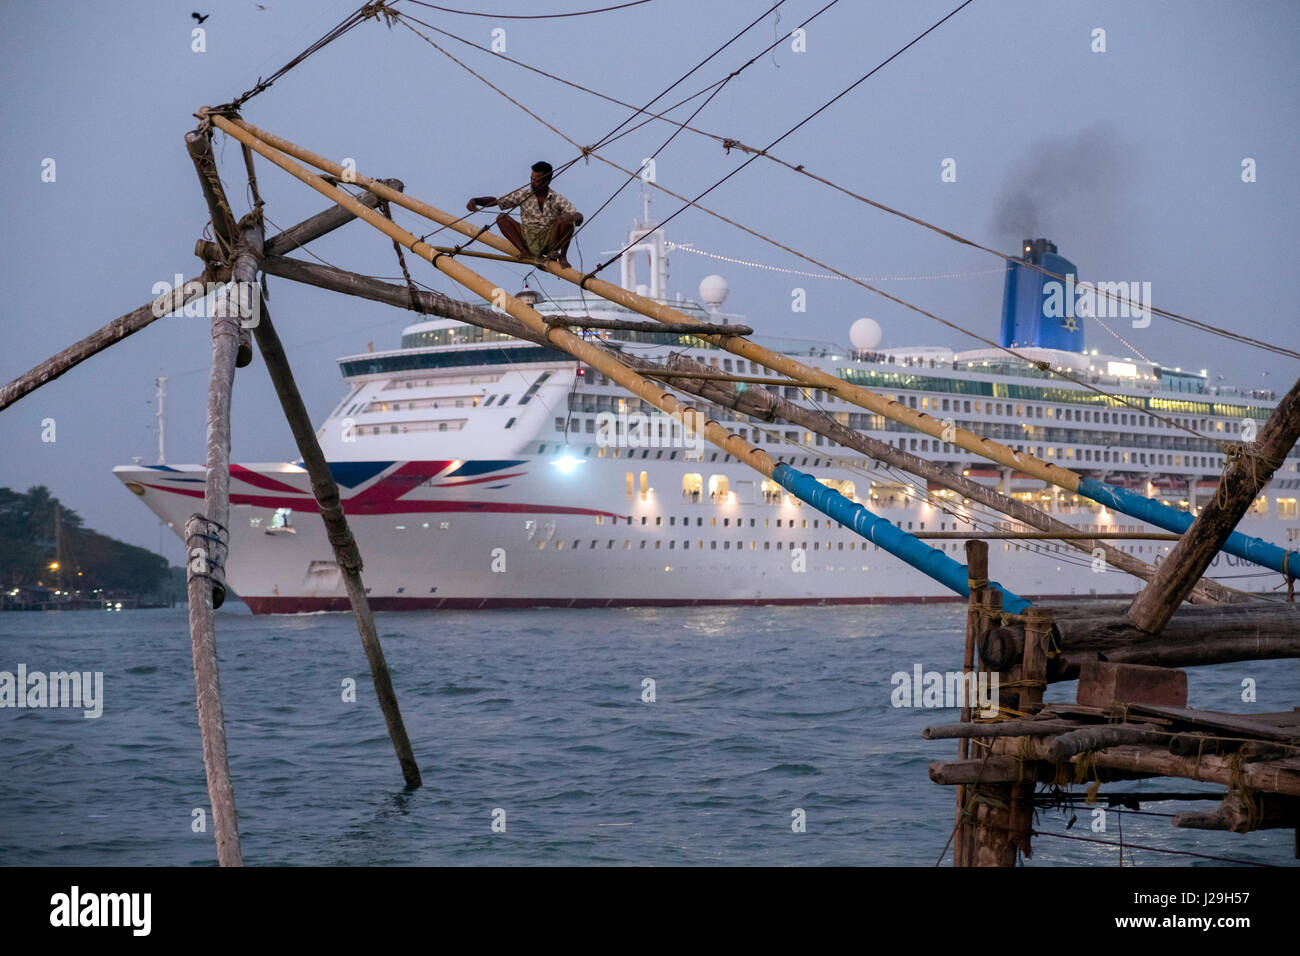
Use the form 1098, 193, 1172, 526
361, 1, 399, 26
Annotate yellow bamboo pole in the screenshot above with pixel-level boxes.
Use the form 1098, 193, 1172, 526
211, 113, 773, 479
212, 114, 1086, 495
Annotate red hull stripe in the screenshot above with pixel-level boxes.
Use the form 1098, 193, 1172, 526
241, 592, 1136, 614
433, 472, 527, 487
229, 464, 306, 494
138, 482, 622, 518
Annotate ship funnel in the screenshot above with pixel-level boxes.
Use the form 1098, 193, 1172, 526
999, 238, 1086, 353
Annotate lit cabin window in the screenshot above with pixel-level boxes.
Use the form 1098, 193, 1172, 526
708, 475, 730, 503
682, 473, 703, 502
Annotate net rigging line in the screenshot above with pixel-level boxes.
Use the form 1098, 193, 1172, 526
214, 1, 386, 113
402, 0, 657, 19
564, 1, 791, 165
568, 0, 843, 243
407, 15, 1300, 362
393, 10, 1223, 447
580, 0, 980, 265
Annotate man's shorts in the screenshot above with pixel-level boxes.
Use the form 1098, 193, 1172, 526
522, 223, 551, 258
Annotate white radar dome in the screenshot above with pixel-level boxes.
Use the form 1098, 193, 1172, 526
698, 274, 729, 310
850, 317, 883, 351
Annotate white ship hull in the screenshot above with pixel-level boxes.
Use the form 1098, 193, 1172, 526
113, 455, 1290, 614
114, 224, 1300, 612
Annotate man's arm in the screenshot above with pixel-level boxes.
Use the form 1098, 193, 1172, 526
466, 196, 498, 213
556, 192, 583, 226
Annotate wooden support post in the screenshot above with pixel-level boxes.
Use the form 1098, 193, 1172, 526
1020, 607, 1051, 715
1126, 375, 1300, 634
954, 540, 987, 863
183, 221, 259, 868
250, 293, 423, 789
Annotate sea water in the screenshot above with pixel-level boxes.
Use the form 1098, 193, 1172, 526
1, 604, 1294, 866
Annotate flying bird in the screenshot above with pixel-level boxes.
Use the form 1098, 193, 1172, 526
192, 12, 209, 23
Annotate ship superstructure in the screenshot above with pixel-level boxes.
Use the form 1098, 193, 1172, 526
114, 216, 1300, 612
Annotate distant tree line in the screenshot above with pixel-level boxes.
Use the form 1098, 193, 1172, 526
0, 485, 170, 594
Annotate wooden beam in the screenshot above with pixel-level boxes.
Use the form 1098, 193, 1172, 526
261, 255, 550, 346
644, 370, 814, 386
980, 603, 1300, 676
923, 719, 1084, 739
1172, 794, 1300, 833
0, 189, 396, 415
1126, 375, 1300, 633
1042, 725, 1170, 762
545, 316, 753, 336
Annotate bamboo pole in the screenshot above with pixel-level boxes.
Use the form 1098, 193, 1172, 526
216, 116, 1088, 494
224, 119, 1035, 610
212, 115, 1299, 580
1126, 375, 1300, 634
184, 220, 259, 868
0, 186, 398, 415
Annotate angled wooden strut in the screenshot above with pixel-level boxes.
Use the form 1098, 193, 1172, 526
0, 182, 402, 414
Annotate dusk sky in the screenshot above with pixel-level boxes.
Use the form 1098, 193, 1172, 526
1, 0, 1296, 563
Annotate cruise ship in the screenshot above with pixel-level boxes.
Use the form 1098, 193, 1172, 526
114, 219, 1300, 612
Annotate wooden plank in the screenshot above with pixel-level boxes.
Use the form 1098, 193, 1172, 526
924, 719, 1084, 739
1123, 704, 1300, 744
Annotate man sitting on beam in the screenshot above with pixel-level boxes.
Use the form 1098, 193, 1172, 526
467, 161, 583, 269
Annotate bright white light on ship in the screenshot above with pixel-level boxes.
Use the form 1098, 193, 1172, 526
551, 456, 583, 474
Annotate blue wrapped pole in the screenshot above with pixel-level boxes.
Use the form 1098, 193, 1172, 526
1077, 477, 1299, 576
772, 463, 1031, 613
